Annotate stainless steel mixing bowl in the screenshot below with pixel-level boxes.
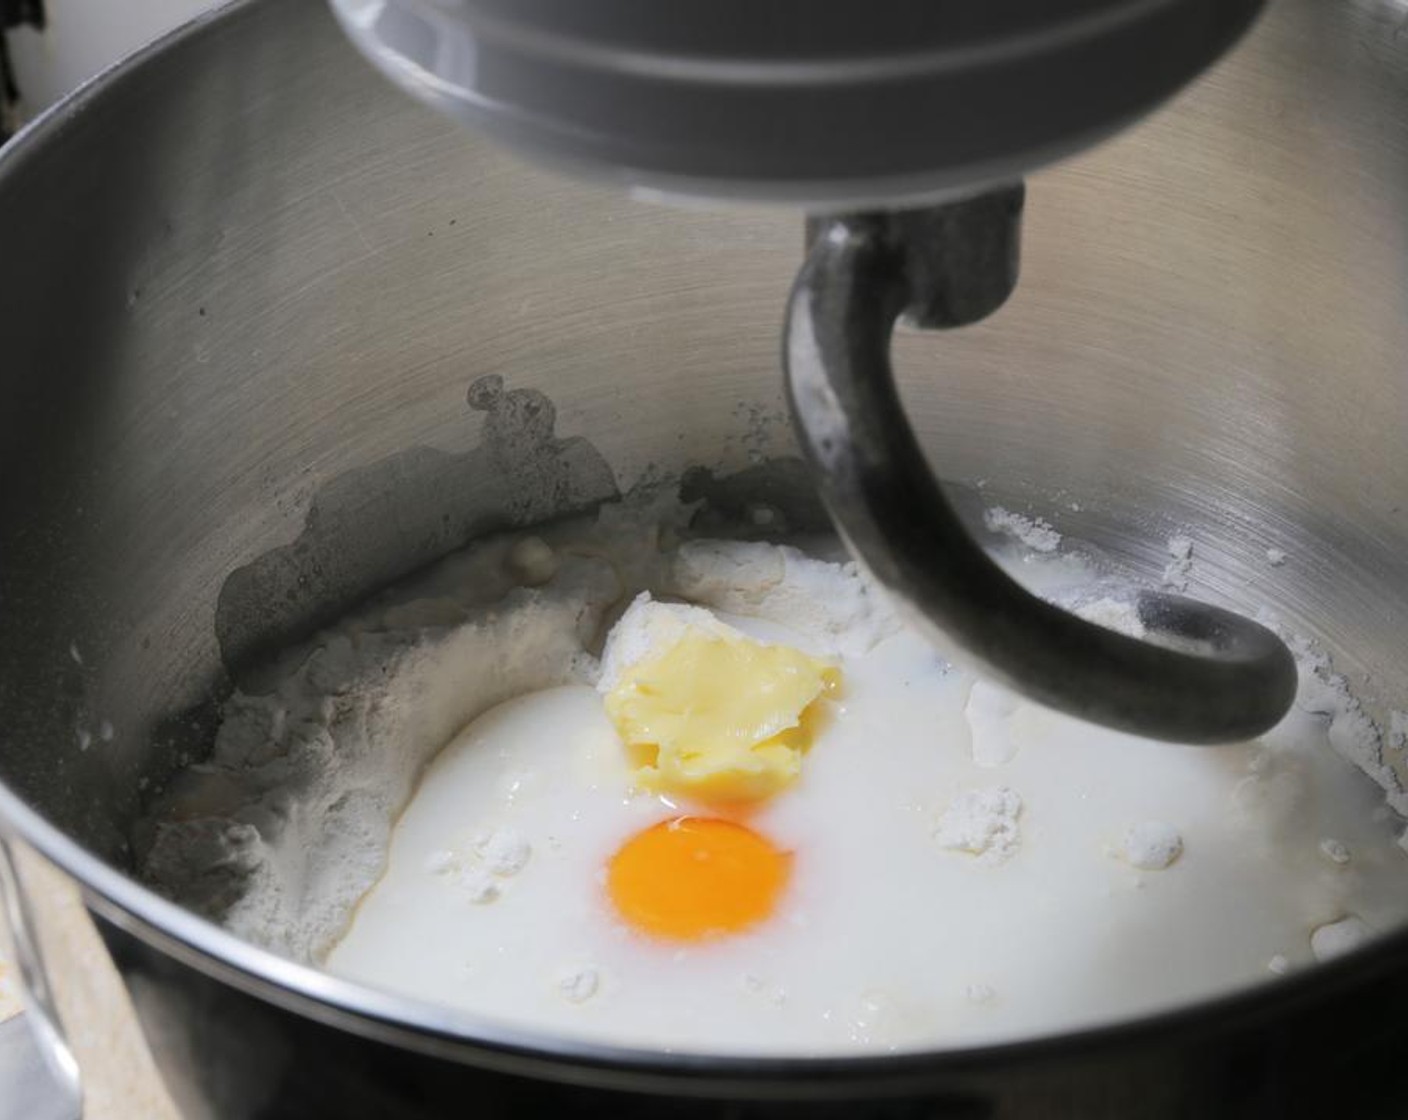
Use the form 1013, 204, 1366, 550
2, 0, 1408, 1116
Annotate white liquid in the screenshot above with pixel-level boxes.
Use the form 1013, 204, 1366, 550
328, 613, 1408, 1055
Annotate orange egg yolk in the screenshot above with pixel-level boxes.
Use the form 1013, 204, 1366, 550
606, 817, 792, 941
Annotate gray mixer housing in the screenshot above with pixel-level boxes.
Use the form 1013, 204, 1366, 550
330, 0, 1264, 208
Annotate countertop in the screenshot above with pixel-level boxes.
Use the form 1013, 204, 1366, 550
0, 845, 179, 1120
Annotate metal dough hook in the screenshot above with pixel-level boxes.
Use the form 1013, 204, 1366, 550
784, 187, 1297, 744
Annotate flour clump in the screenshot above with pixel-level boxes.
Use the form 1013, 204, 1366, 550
935, 787, 1023, 864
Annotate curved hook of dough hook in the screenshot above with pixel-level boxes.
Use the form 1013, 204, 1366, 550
784, 189, 1296, 744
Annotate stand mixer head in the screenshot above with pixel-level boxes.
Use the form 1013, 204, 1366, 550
328, 0, 1262, 208
328, 0, 1296, 742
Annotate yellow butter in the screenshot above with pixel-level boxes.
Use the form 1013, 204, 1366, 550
604, 628, 838, 803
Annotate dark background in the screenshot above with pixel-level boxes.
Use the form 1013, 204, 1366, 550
1, 1, 46, 144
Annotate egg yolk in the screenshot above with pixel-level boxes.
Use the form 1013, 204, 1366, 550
604, 628, 839, 803
607, 817, 792, 940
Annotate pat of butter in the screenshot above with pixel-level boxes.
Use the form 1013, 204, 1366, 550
599, 595, 838, 803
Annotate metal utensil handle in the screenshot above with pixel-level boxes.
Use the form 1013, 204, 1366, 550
785, 194, 1297, 744
0, 838, 83, 1118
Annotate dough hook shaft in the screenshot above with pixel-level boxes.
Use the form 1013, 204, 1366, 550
784, 190, 1297, 744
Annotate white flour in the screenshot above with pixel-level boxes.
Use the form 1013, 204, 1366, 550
140, 495, 1408, 995
1289, 633, 1408, 816
935, 787, 1024, 863
669, 538, 897, 657
138, 539, 619, 959
1122, 821, 1184, 871
1162, 535, 1195, 591
556, 966, 601, 1004
138, 504, 891, 961
983, 507, 1062, 553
